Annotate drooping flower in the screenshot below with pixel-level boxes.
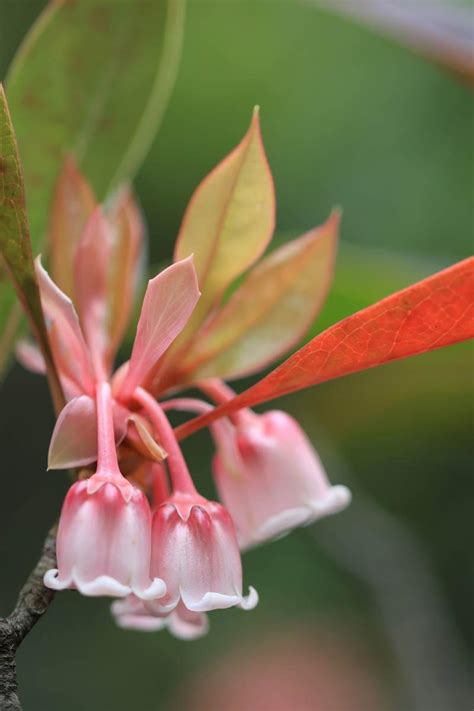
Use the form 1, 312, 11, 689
11, 113, 470, 645
44, 382, 166, 600
44, 478, 165, 599
148, 494, 258, 613
133, 387, 258, 615
161, 390, 351, 551
212, 409, 351, 550
111, 596, 209, 640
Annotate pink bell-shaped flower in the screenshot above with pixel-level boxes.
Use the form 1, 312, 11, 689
131, 388, 258, 616
44, 382, 166, 600
111, 595, 209, 640
213, 410, 351, 550
147, 495, 258, 614
44, 479, 165, 599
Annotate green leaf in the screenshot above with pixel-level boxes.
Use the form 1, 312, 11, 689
179, 211, 339, 381
7, 0, 184, 243
0, 85, 63, 410
0, 0, 184, 377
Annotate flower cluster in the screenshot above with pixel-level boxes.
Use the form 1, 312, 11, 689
20, 118, 350, 639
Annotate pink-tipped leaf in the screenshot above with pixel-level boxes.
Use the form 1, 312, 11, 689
35, 257, 94, 395
119, 256, 200, 399
106, 188, 145, 355
48, 156, 97, 299
73, 207, 113, 373
48, 395, 129, 470
16, 340, 46, 374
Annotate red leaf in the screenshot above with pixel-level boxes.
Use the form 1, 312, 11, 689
175, 257, 474, 439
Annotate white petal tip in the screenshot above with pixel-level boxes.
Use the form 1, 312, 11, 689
43, 569, 67, 590
310, 485, 352, 518
135, 577, 167, 601
44, 570, 133, 598
239, 586, 259, 611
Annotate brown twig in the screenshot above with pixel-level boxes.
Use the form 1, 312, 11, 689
0, 526, 57, 711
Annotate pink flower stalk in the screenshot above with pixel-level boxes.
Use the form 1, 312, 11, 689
111, 596, 209, 640
44, 382, 166, 599
134, 388, 258, 614
213, 409, 351, 550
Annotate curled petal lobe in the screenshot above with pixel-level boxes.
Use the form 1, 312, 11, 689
213, 410, 351, 550
44, 480, 166, 600
148, 496, 257, 614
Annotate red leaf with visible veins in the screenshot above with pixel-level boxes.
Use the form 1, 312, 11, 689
176, 257, 474, 440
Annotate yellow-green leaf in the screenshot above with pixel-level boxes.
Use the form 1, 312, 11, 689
174, 107, 275, 324
179, 211, 339, 381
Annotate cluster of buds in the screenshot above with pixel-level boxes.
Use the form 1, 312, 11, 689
19, 114, 351, 640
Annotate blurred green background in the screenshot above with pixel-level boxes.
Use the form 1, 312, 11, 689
0, 2, 472, 710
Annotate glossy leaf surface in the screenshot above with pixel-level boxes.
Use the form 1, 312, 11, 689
176, 258, 474, 439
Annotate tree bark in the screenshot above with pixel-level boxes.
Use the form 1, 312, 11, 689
0, 526, 56, 711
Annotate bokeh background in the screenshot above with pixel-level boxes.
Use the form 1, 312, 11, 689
0, 2, 472, 710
